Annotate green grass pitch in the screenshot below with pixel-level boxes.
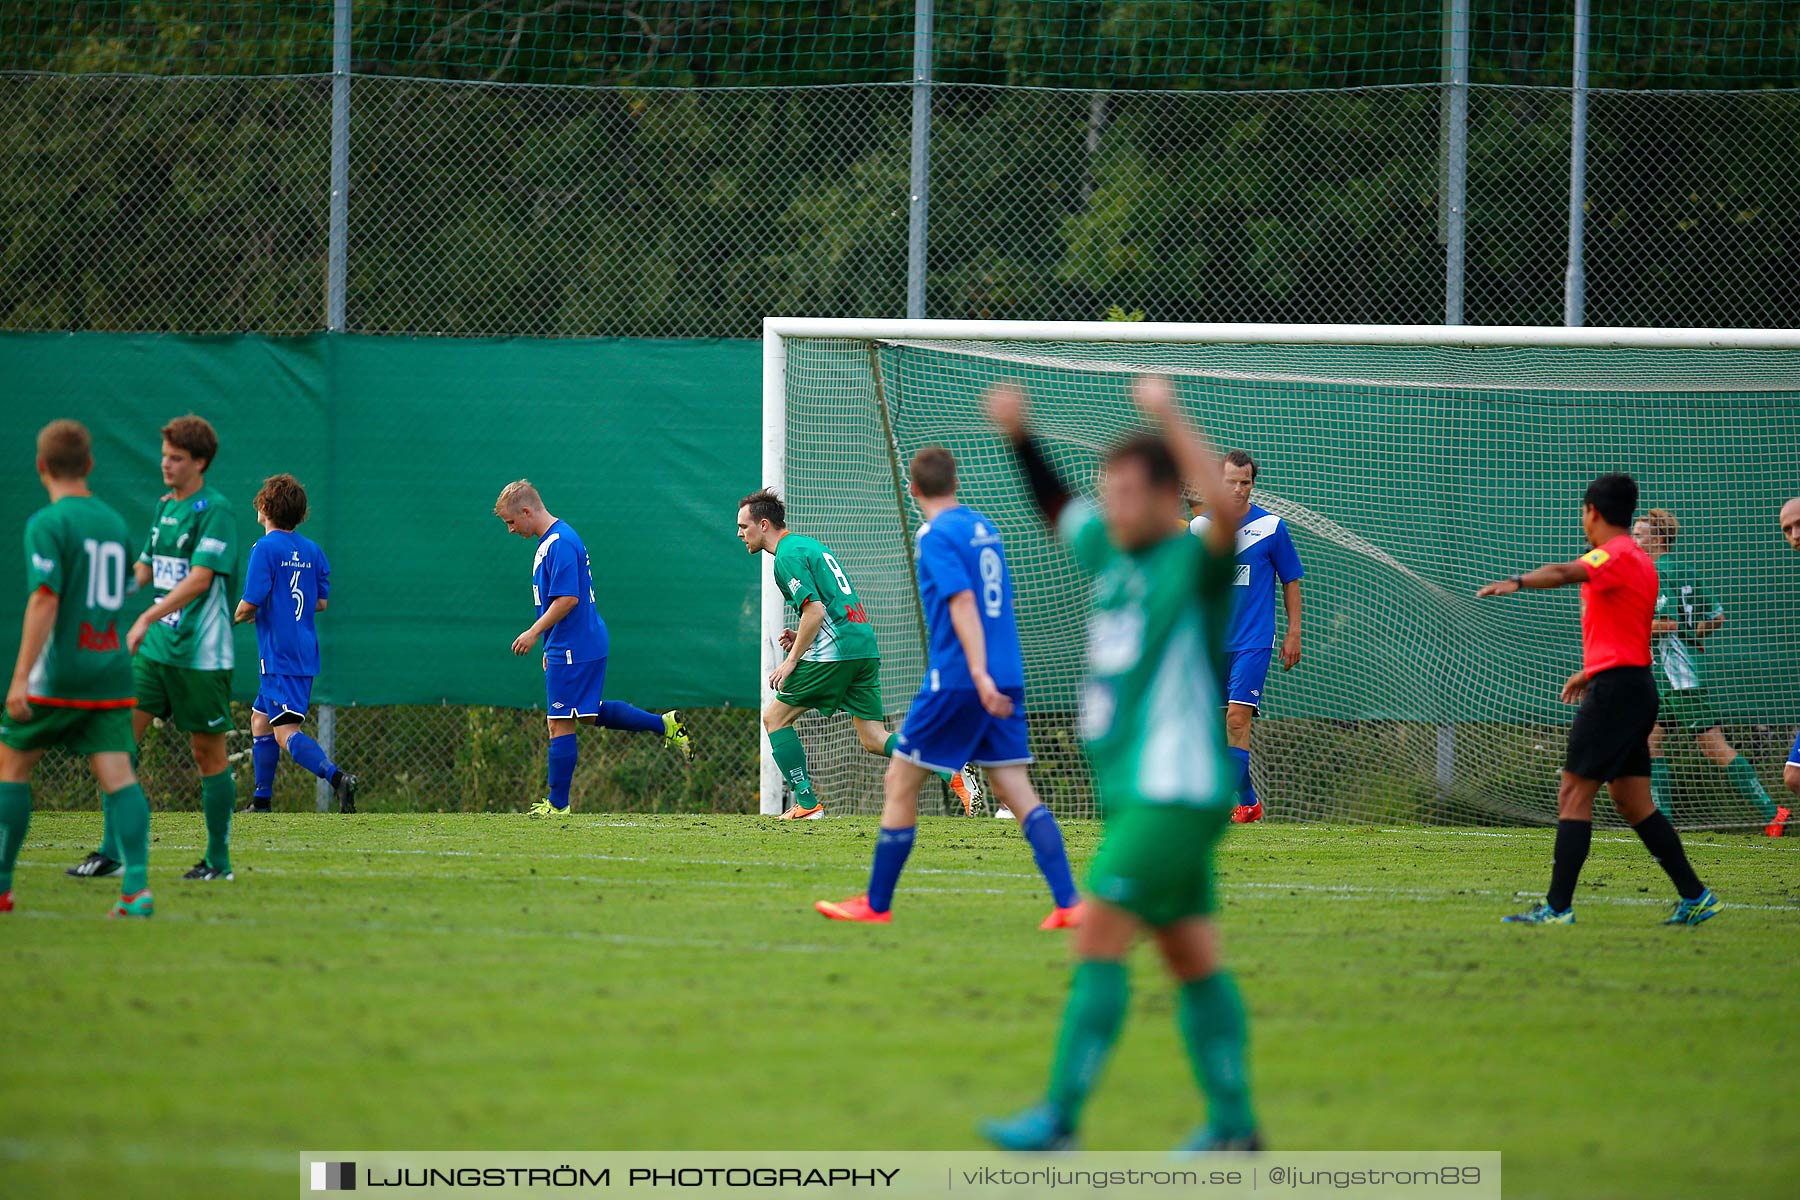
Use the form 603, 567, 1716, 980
4, 813, 1797, 1199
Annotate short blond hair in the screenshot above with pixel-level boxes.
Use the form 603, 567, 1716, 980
1637, 507, 1679, 548
494, 479, 542, 516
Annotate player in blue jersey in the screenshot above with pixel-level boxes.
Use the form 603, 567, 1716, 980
1782, 497, 1800, 820
814, 447, 1081, 928
1188, 451, 1304, 823
493, 481, 691, 816
232, 475, 356, 824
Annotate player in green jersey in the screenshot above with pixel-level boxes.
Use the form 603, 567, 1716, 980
2, 421, 155, 917
980, 376, 1262, 1152
1633, 508, 1781, 833
737, 489, 977, 819
66, 415, 242, 883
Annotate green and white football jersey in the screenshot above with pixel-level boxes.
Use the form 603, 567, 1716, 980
1059, 498, 1237, 811
771, 532, 880, 663
1650, 556, 1721, 692
137, 484, 239, 671
20, 495, 136, 705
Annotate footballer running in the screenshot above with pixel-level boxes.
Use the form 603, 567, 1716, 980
494, 481, 690, 816
1478, 473, 1719, 926
3, 421, 155, 917
1189, 450, 1304, 823
1632, 507, 1783, 835
813, 448, 1081, 928
736, 488, 978, 819
232, 474, 357, 813
980, 375, 1262, 1152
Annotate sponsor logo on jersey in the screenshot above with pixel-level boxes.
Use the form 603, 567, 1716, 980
78, 620, 120, 652
198, 536, 227, 555
193, 499, 209, 512
31, 553, 54, 576
152, 554, 191, 591
842, 602, 870, 625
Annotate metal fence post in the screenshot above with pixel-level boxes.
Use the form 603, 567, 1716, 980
1440, 0, 1470, 326
906, 0, 933, 320
1564, 0, 1591, 327
318, 0, 352, 811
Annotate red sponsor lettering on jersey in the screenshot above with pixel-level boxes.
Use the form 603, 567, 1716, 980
78, 620, 120, 652
843, 602, 870, 625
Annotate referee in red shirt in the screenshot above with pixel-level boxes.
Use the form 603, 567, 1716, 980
1478, 473, 1720, 926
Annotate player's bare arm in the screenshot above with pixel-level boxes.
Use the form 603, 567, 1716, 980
127, 564, 216, 653
770, 600, 824, 691
1475, 559, 1590, 597
513, 595, 577, 656
1131, 374, 1240, 555
132, 559, 151, 588
947, 591, 1012, 718
233, 599, 257, 625
1280, 580, 1303, 670
6, 586, 58, 722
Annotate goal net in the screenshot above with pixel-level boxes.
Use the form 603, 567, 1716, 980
763, 320, 1800, 830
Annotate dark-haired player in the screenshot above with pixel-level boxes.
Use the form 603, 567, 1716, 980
981, 376, 1260, 1152
494, 480, 690, 817
67, 415, 242, 883
1478, 473, 1719, 926
813, 447, 1080, 928
1188, 450, 1304, 822
3, 421, 154, 917
232, 474, 356, 815
736, 489, 978, 819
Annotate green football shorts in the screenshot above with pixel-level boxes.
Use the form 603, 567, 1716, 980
134, 657, 234, 734
1086, 803, 1233, 928
776, 658, 883, 720
1659, 687, 1722, 734
0, 703, 135, 756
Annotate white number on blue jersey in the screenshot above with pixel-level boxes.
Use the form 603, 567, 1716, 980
289, 569, 304, 620
979, 547, 1004, 619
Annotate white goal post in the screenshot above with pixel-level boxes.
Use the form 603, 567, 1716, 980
760, 319, 1800, 821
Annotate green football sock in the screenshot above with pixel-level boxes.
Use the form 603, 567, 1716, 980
95, 748, 138, 861
1178, 971, 1257, 1139
767, 727, 818, 809
1726, 755, 1777, 820
200, 770, 235, 872
1045, 959, 1129, 1125
0, 781, 32, 893
103, 782, 151, 895
1650, 759, 1672, 815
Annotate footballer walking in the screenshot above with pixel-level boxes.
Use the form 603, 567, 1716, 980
232, 474, 356, 813
736, 488, 978, 819
2, 421, 155, 917
494, 481, 690, 816
981, 376, 1262, 1152
67, 415, 242, 883
813, 448, 1080, 927
1478, 473, 1719, 926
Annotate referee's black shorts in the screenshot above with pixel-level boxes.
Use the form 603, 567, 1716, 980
1564, 665, 1659, 782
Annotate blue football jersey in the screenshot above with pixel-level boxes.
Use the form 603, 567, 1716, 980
914, 506, 1025, 691
241, 529, 331, 677
533, 519, 609, 664
1189, 503, 1305, 652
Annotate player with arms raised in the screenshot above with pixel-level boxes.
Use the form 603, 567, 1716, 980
1632, 507, 1781, 834
1478, 473, 1719, 926
1188, 451, 1303, 823
232, 474, 356, 814
2, 421, 154, 917
980, 376, 1261, 1152
736, 488, 977, 819
813, 449, 1080, 927
494, 481, 690, 816
67, 415, 241, 884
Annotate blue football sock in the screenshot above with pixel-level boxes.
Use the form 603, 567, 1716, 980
546, 736, 577, 809
596, 701, 666, 734
251, 734, 278, 799
286, 731, 339, 784
866, 825, 916, 914
1021, 806, 1080, 909
1229, 746, 1256, 807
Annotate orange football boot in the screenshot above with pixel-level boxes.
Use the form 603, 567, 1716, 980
1039, 902, 1084, 930
815, 895, 892, 923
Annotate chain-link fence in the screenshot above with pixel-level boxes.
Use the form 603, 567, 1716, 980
5, 2, 1798, 813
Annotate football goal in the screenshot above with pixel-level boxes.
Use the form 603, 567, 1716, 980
761, 319, 1800, 830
